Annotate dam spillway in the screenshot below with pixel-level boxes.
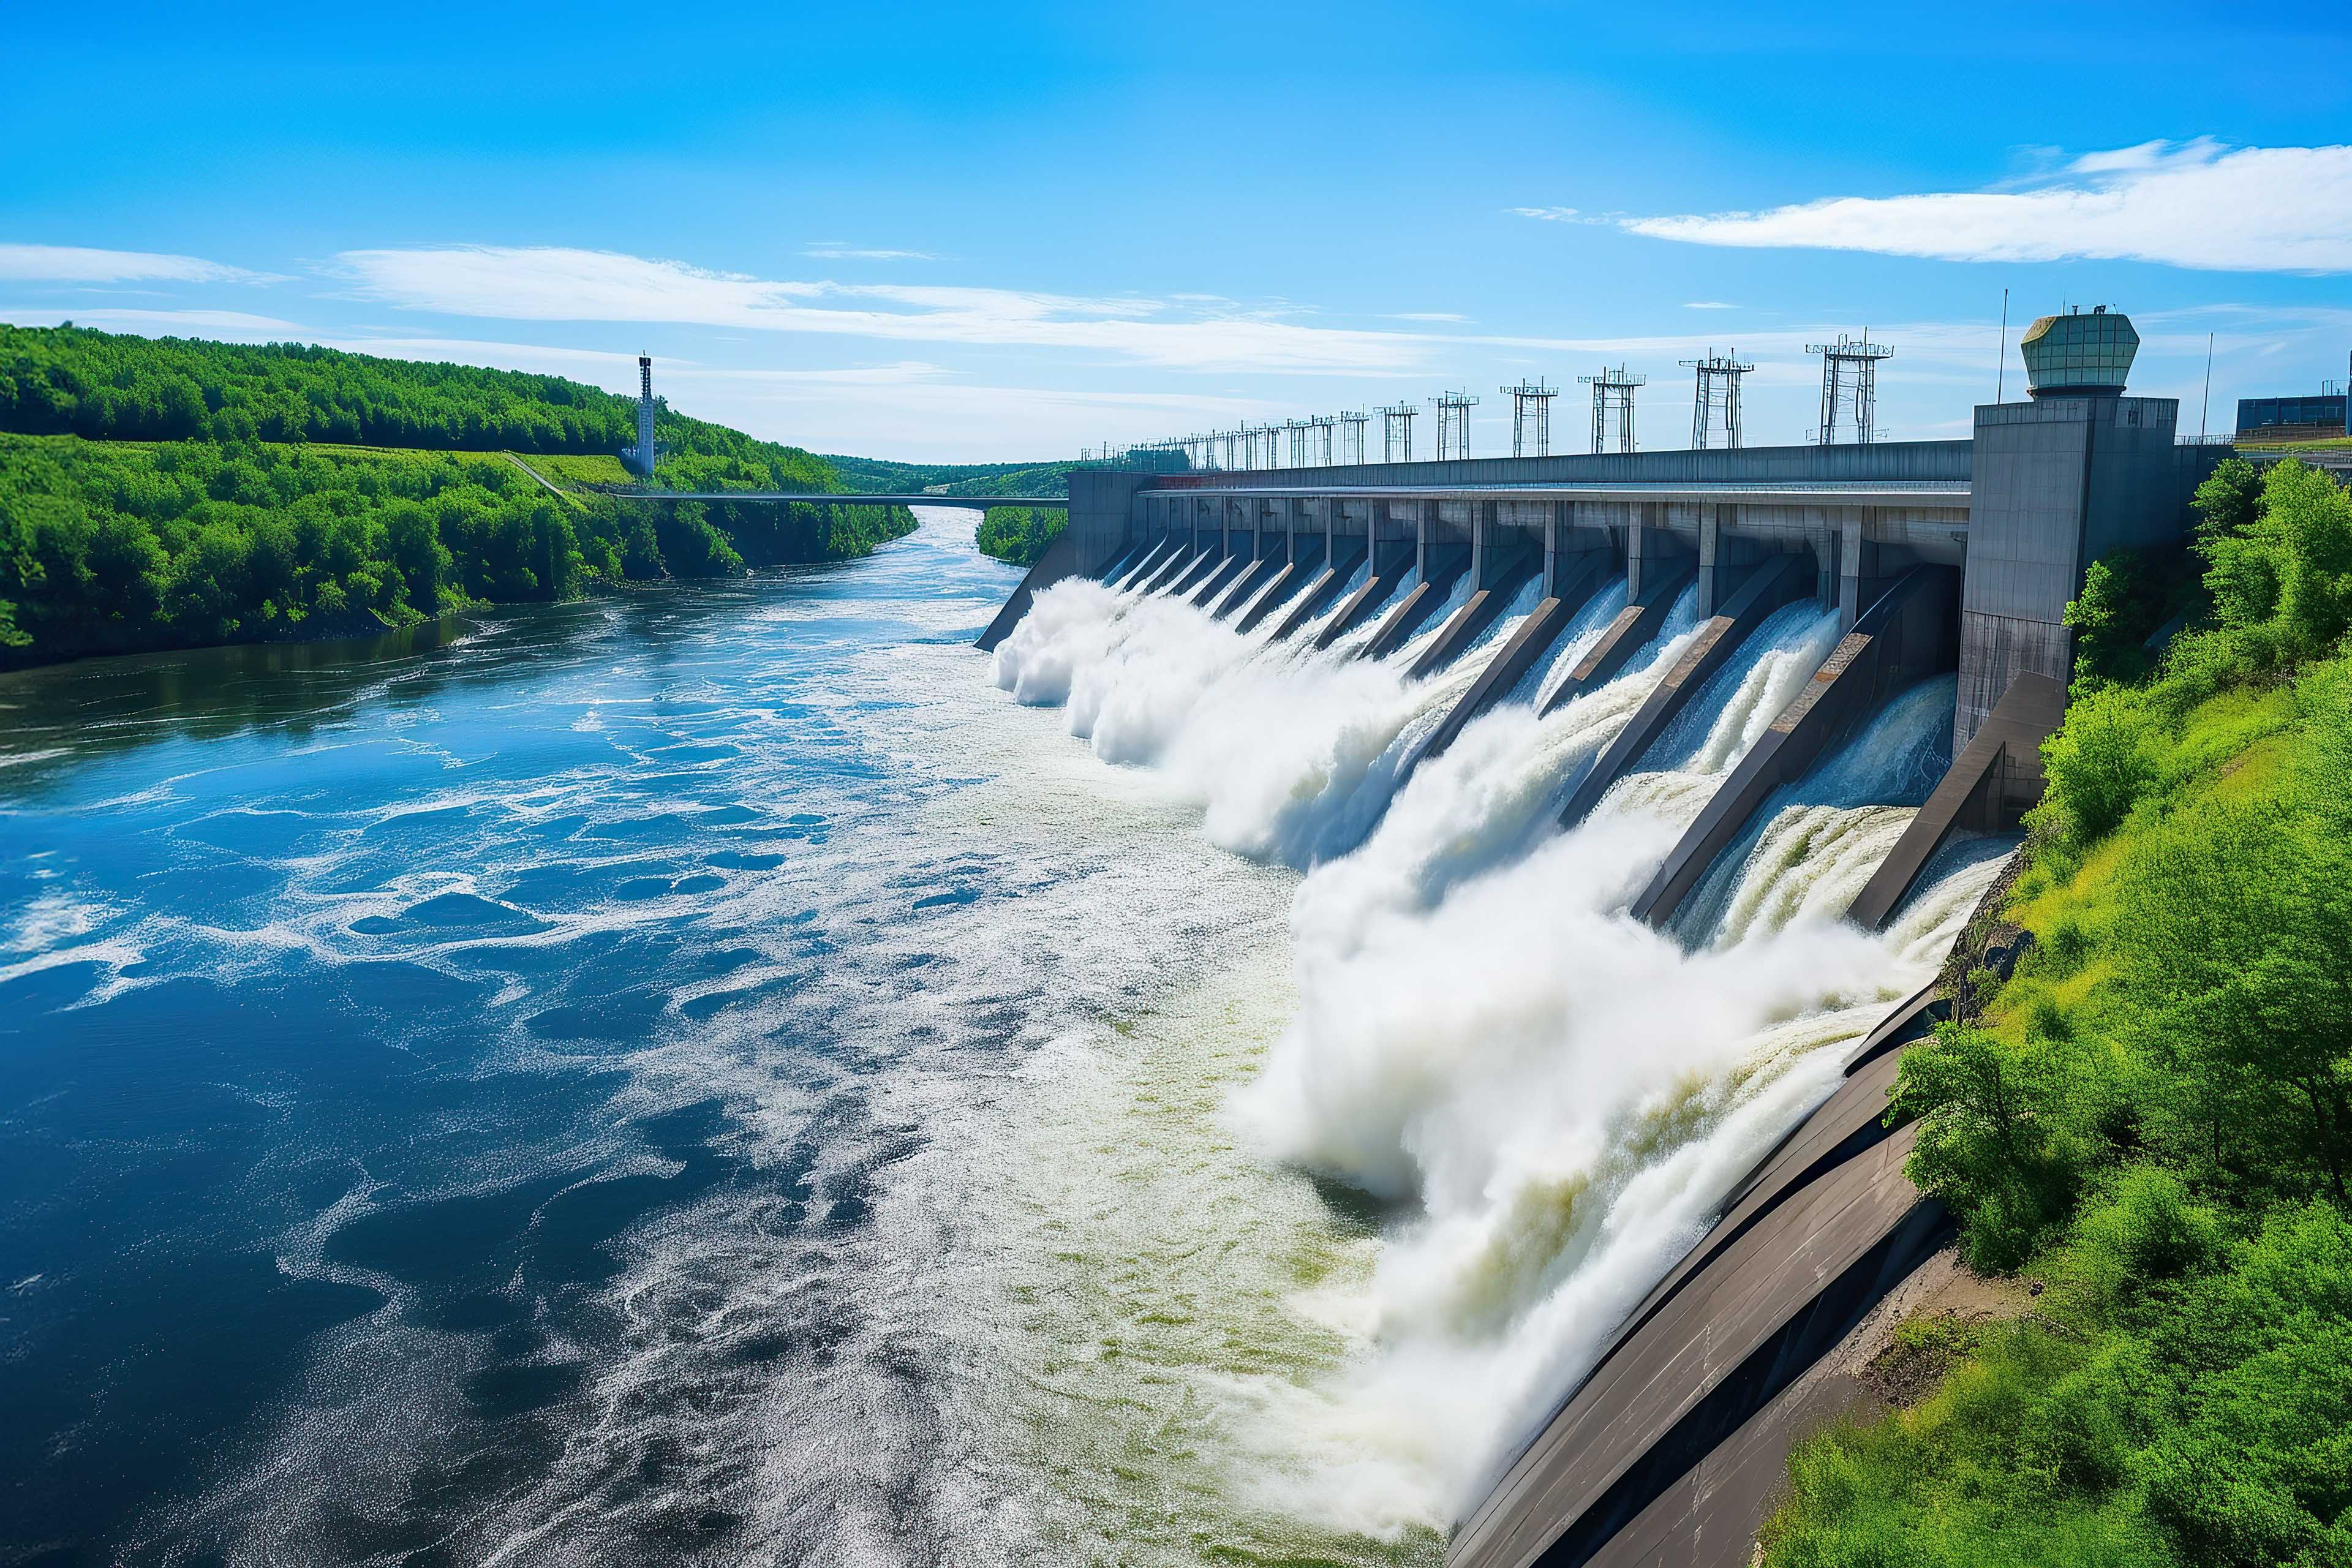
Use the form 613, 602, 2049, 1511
978, 379, 2222, 1564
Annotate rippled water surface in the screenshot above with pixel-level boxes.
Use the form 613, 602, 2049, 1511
0, 511, 1415, 1567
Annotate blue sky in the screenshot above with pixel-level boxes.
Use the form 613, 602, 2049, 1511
5, 1, 2349, 461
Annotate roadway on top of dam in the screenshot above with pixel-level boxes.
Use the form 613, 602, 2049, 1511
1143, 478, 1972, 503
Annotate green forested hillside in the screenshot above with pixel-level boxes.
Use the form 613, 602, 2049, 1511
974, 505, 1068, 567
4, 325, 777, 469
820, 453, 1077, 499
0, 328, 915, 666
1762, 459, 2352, 1568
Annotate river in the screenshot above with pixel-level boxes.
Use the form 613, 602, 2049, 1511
0, 507, 1997, 1566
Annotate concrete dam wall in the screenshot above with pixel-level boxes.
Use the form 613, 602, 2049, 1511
975, 388, 2222, 1565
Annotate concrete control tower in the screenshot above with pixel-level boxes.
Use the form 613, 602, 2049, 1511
1959, 306, 2198, 804
2019, 304, 2140, 398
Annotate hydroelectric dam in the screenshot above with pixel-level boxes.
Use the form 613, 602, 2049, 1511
976, 313, 2223, 1567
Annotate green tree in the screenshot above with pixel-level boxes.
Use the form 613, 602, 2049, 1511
380, 499, 448, 616
2037, 681, 2160, 844
2113, 799, 2352, 1204
1892, 1021, 2085, 1269
2192, 455, 2263, 543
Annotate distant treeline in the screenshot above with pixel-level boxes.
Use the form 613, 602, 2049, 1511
975, 506, 1066, 567
822, 452, 1077, 499
0, 326, 916, 666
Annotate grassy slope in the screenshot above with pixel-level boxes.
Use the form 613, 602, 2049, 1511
513, 451, 636, 487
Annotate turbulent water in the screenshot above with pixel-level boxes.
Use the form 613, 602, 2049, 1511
1, 511, 2002, 1567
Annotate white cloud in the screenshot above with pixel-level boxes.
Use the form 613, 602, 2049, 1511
802, 244, 937, 261
331, 245, 1436, 372
1507, 206, 1583, 223
670, 360, 948, 383
1683, 301, 1737, 311
0, 244, 287, 285
1623, 140, 2352, 273
0, 306, 301, 332
1382, 312, 1471, 323
324, 336, 647, 367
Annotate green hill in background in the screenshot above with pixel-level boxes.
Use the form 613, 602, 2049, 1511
0, 326, 916, 666
820, 453, 1077, 500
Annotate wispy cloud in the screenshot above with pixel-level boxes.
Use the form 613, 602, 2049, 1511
1683, 301, 1738, 310
802, 244, 937, 261
0, 244, 288, 285
1623, 140, 2352, 273
331, 245, 1437, 372
0, 306, 301, 331
1382, 311, 1471, 323
665, 360, 950, 385
1506, 206, 1584, 223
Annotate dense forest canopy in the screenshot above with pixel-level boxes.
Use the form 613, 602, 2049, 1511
974, 505, 1067, 567
0, 327, 916, 666
1763, 459, 2352, 1568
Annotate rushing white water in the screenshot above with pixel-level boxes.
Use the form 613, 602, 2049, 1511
987, 560, 2002, 1541
1691, 675, 1961, 948
994, 568, 1511, 867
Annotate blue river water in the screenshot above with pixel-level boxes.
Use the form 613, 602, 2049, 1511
0, 511, 1411, 1567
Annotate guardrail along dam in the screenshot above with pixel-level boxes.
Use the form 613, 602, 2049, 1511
976, 312, 2225, 1568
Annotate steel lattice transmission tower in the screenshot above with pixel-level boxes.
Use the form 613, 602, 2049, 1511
1305, 415, 1336, 467
1433, 389, 1480, 461
1378, 402, 1419, 463
1286, 418, 1311, 468
1336, 410, 1370, 466
1808, 332, 1894, 445
1580, 364, 1646, 453
1503, 379, 1559, 457
1681, 349, 1754, 450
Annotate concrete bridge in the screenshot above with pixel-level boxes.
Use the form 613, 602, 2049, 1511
603, 489, 1069, 507
977, 379, 2223, 1568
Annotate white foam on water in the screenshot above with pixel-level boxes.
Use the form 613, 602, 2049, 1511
987, 562, 2002, 1537
991, 578, 1517, 868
